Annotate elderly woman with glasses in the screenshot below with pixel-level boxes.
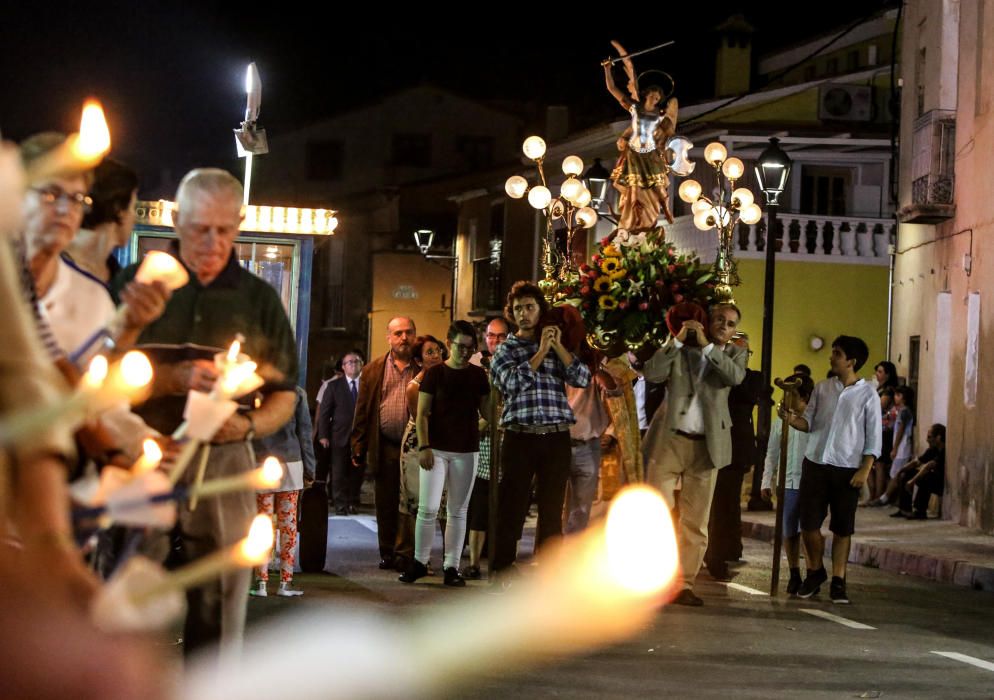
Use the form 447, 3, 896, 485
400, 321, 492, 587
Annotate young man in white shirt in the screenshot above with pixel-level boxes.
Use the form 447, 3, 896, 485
783, 336, 882, 604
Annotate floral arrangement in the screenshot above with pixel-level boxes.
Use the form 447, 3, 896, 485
562, 226, 715, 356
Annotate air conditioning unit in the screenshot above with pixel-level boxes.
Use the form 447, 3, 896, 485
818, 84, 874, 122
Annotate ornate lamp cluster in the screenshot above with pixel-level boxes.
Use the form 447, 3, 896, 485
505, 136, 599, 299
676, 141, 763, 303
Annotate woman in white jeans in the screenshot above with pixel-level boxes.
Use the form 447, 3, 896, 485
400, 320, 491, 587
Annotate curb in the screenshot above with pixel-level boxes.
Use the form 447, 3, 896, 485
741, 520, 994, 593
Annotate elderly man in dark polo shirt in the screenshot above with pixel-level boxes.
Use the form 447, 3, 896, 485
113, 168, 298, 660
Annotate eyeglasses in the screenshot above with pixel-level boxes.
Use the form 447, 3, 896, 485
31, 186, 93, 213
486, 332, 508, 341
342, 359, 362, 365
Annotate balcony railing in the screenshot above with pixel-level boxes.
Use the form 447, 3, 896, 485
899, 109, 956, 223
664, 213, 894, 266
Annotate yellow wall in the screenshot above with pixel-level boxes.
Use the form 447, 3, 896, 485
369, 252, 452, 359
732, 259, 890, 385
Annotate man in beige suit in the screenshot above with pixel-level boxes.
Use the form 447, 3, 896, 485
642, 303, 747, 606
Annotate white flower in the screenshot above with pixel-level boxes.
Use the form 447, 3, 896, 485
628, 278, 645, 294
614, 228, 647, 248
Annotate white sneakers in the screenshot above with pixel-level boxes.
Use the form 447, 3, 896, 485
277, 581, 304, 597
249, 580, 267, 597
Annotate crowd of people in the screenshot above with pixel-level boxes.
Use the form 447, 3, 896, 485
0, 127, 948, 698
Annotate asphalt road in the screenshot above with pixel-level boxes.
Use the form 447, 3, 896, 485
246, 514, 994, 699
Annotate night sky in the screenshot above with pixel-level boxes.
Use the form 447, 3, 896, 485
2, 1, 897, 197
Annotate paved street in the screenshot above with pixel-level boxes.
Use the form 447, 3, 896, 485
244, 513, 994, 699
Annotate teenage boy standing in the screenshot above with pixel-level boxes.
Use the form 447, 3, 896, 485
783, 336, 882, 604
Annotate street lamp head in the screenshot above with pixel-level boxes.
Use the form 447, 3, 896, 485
721, 157, 745, 180
582, 158, 612, 213
678, 179, 702, 204
755, 136, 792, 206
527, 185, 552, 210
414, 229, 435, 255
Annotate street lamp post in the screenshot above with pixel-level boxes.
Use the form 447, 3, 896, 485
234, 62, 269, 206
414, 229, 458, 321
748, 137, 792, 514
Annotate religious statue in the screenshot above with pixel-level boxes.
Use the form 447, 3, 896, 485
604, 40, 680, 232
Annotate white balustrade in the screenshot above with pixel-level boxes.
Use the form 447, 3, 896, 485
661, 213, 893, 266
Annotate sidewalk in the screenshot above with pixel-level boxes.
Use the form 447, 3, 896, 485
741, 507, 994, 592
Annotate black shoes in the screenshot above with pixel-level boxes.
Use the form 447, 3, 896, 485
461, 565, 482, 580
399, 559, 428, 584
378, 556, 395, 570
829, 576, 849, 604
672, 589, 704, 606
707, 561, 733, 581
348, 505, 359, 515
786, 570, 803, 596
443, 567, 466, 587
907, 511, 927, 520
797, 567, 828, 598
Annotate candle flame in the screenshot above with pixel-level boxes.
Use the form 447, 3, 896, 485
84, 354, 109, 388
133, 439, 163, 475
71, 100, 111, 162
226, 338, 241, 363
220, 361, 258, 397
605, 486, 678, 595
119, 351, 154, 389
239, 514, 274, 565
255, 457, 284, 489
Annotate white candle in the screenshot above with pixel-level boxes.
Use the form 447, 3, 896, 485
182, 486, 678, 700
131, 514, 273, 604
191, 457, 283, 499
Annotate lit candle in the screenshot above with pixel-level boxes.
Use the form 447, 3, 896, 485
181, 486, 678, 700
134, 251, 189, 289
132, 438, 163, 476
131, 514, 274, 604
23, 99, 112, 186
0, 352, 153, 448
191, 457, 284, 499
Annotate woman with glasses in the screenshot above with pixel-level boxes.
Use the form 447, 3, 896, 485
400, 321, 491, 587
398, 335, 447, 550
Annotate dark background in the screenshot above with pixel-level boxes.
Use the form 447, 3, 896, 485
1, 1, 898, 196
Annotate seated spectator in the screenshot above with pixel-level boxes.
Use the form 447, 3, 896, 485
890, 424, 945, 520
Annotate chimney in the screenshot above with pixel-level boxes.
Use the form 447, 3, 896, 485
714, 14, 755, 98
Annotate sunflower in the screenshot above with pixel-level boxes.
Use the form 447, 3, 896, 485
608, 267, 627, 281
598, 295, 619, 310
599, 257, 621, 275
602, 244, 622, 258
592, 275, 613, 293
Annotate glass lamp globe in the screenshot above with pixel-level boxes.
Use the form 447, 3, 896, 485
576, 207, 598, 228
693, 211, 713, 231
560, 177, 583, 202
704, 142, 728, 166
731, 187, 754, 209
678, 179, 702, 203
527, 185, 552, 209
505, 175, 528, 199
739, 203, 763, 225
691, 198, 712, 216
562, 155, 584, 176
522, 136, 547, 160
722, 157, 745, 180
574, 187, 592, 207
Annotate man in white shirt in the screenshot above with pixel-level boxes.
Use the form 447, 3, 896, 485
783, 335, 882, 604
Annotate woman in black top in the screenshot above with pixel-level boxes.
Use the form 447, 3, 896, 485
400, 321, 491, 586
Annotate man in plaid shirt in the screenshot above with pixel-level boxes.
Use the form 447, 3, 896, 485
490, 281, 591, 582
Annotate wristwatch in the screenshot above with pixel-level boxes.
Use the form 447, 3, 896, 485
243, 412, 256, 441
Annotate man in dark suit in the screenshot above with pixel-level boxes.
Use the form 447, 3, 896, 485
317, 350, 364, 515
351, 317, 417, 570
